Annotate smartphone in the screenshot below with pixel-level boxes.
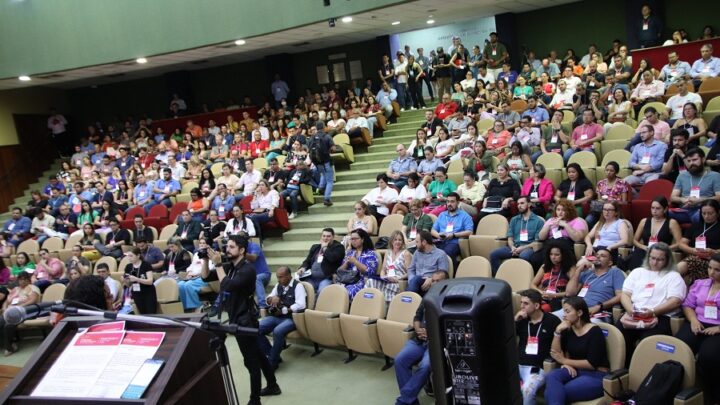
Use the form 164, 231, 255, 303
585, 255, 597, 261
121, 359, 164, 400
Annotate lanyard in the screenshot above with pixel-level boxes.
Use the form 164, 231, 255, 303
690, 172, 706, 189
527, 316, 543, 340
707, 285, 720, 302
547, 268, 561, 291
702, 221, 718, 237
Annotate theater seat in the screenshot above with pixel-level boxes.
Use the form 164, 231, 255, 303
303, 284, 350, 356
17, 283, 66, 334
602, 335, 702, 405
339, 288, 386, 363
468, 214, 508, 259
155, 278, 184, 314
456, 256, 491, 278
495, 259, 533, 313
287, 282, 315, 344
377, 291, 422, 369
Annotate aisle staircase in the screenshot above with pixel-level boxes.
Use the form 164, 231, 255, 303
0, 161, 63, 223
263, 109, 429, 271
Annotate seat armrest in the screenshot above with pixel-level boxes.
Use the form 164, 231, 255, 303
328, 313, 341, 319
602, 368, 629, 402
403, 325, 414, 332
495, 237, 509, 241
543, 358, 558, 374
364, 318, 378, 325
604, 368, 628, 380
675, 387, 703, 401
294, 309, 306, 314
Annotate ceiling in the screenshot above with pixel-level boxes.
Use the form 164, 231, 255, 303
0, 0, 578, 91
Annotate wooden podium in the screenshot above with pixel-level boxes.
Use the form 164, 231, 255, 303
0, 315, 229, 404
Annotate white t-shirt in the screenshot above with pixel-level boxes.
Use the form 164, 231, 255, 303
562, 76, 582, 93
477, 71, 496, 85
395, 61, 409, 84
623, 268, 686, 315
398, 184, 428, 203
665, 92, 703, 120
362, 187, 399, 216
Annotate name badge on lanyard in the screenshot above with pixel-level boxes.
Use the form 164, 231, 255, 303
690, 186, 701, 199
648, 236, 658, 247
519, 229, 529, 242
640, 283, 655, 298
578, 283, 590, 297
551, 135, 558, 143
640, 154, 651, 165
387, 263, 397, 278
567, 191, 576, 201
317, 253, 324, 263
696, 236, 707, 250
552, 228, 563, 239
133, 283, 141, 292
445, 222, 454, 233
525, 336, 539, 355
704, 300, 718, 320
409, 227, 417, 240
530, 191, 538, 199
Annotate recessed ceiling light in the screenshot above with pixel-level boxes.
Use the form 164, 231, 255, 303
341, 16, 353, 23
136, 57, 147, 64
235, 39, 246, 45
18, 75, 31, 81
391, 21, 400, 25
426, 19, 435, 24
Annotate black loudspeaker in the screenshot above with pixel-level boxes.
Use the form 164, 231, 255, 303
424, 278, 521, 405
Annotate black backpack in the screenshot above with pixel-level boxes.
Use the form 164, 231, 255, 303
632, 360, 684, 405
309, 133, 331, 164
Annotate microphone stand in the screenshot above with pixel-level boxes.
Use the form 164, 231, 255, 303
53, 305, 254, 405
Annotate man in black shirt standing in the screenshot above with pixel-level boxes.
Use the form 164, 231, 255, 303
203, 235, 280, 405
515, 289, 561, 404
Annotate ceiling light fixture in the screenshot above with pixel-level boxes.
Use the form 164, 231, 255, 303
341, 16, 353, 23
18, 75, 31, 81
426, 19, 435, 24
391, 21, 400, 25
136, 57, 147, 64
235, 39, 246, 45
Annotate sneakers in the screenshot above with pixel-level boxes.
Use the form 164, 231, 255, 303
260, 384, 282, 396
288, 212, 296, 219
206, 305, 219, 318
400, 108, 406, 112
410, 107, 416, 110
323, 200, 333, 206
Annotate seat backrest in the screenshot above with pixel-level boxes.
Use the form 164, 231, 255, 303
155, 278, 179, 301
159, 224, 178, 240
537, 152, 564, 169
706, 95, 720, 111
378, 214, 404, 238
125, 206, 146, 220
41, 237, 65, 253
595, 322, 626, 371
456, 256, 492, 278
629, 335, 696, 391
605, 124, 635, 140
510, 99, 527, 112
368, 214, 379, 236
638, 101, 667, 119
148, 226, 159, 241
348, 288, 386, 318
637, 179, 674, 200
698, 76, 720, 92
43, 283, 66, 302
386, 292, 422, 323
65, 233, 83, 249
475, 213, 508, 237
17, 239, 40, 256
181, 181, 199, 194
600, 149, 631, 168
148, 204, 169, 219
253, 158, 268, 172
315, 284, 350, 313
118, 256, 132, 273
210, 162, 224, 177
568, 150, 598, 168
94, 256, 118, 274
169, 202, 188, 223
496, 259, 533, 291
476, 119, 494, 132
333, 133, 351, 146
300, 281, 316, 310
447, 158, 463, 174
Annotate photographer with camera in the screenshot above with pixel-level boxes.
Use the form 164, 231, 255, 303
258, 266, 307, 370
202, 235, 280, 404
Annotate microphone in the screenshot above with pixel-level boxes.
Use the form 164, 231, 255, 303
201, 319, 259, 336
3, 301, 63, 325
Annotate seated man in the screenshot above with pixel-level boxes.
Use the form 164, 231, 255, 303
31, 210, 56, 245
563, 109, 603, 163
178, 238, 213, 312
434, 93, 458, 121
690, 43, 720, 89
512, 116, 541, 154
258, 266, 307, 370
137, 237, 165, 272
132, 174, 154, 212
625, 106, 672, 151
624, 124, 667, 190
236, 160, 262, 199
387, 144, 417, 190
659, 51, 692, 89
497, 102, 521, 131
562, 248, 624, 323
47, 187, 68, 215
42, 176, 66, 199
2, 207, 31, 247
345, 109, 371, 141
95, 263, 119, 303
65, 245, 92, 275
489, 196, 544, 275
394, 270, 448, 405
515, 289, 561, 404
145, 169, 180, 212
665, 81, 702, 125
430, 193, 473, 269
94, 218, 130, 259
174, 210, 202, 252
166, 155, 186, 181
248, 130, 269, 159
376, 82, 398, 119
661, 129, 690, 183
670, 147, 720, 224
629, 70, 665, 116
416, 147, 445, 186
521, 96, 549, 128
132, 215, 154, 243
407, 230, 450, 294
420, 110, 444, 137
296, 228, 345, 294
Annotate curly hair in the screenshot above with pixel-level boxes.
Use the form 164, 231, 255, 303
64, 275, 109, 310
554, 199, 578, 221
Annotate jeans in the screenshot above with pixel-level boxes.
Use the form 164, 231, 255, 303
307, 277, 333, 299
544, 368, 606, 405
258, 315, 296, 366
366, 116, 377, 137
316, 161, 334, 202
280, 188, 300, 214
668, 207, 701, 225
144, 198, 172, 214
624, 172, 661, 188
490, 246, 535, 276
394, 339, 431, 405
395, 82, 409, 109
436, 240, 460, 271
256, 272, 271, 309
178, 277, 208, 310
407, 275, 428, 294
519, 365, 546, 405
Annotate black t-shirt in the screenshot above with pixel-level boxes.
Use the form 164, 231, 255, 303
561, 325, 609, 369
685, 221, 720, 249
558, 178, 593, 200
124, 261, 154, 294
516, 313, 561, 368
486, 178, 521, 200
435, 54, 451, 78
218, 259, 259, 327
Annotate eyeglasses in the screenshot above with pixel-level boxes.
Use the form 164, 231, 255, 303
602, 208, 616, 212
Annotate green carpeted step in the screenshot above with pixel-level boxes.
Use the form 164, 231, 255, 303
332, 178, 377, 191
287, 212, 351, 229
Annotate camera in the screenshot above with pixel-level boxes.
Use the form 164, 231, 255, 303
198, 248, 209, 259
268, 306, 281, 316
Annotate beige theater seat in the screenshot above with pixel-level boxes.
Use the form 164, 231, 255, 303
41, 237, 64, 254
17, 283, 66, 335
286, 282, 315, 344
373, 214, 404, 247
303, 284, 350, 356
377, 291, 422, 370
602, 335, 703, 405
495, 258, 533, 313
543, 322, 626, 405
11, 239, 40, 266
155, 278, 184, 314
94, 256, 118, 274
456, 256, 491, 278
154, 224, 178, 251
467, 214, 508, 259
339, 288, 386, 364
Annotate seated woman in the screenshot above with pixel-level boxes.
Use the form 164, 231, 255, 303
187, 187, 209, 222
676, 254, 720, 404
400, 199, 434, 250
672, 102, 709, 146
342, 201, 376, 247
544, 296, 609, 405
247, 180, 280, 237
677, 200, 720, 285
408, 129, 431, 162
531, 199, 589, 271
0, 234, 15, 262
503, 141, 533, 184
0, 272, 40, 356
603, 89, 632, 133
361, 173, 399, 223
9, 252, 35, 284
429, 127, 456, 162
533, 241, 576, 312
628, 196, 683, 270
454, 172, 485, 217
512, 76, 533, 100
484, 120, 512, 159
162, 238, 193, 279
79, 223, 102, 261
461, 140, 493, 184
392, 173, 427, 216
521, 163, 555, 217
617, 242, 686, 364
335, 228, 378, 300
177, 238, 213, 312
554, 163, 595, 217
94, 199, 122, 236
576, 201, 631, 270
423, 167, 457, 214
585, 161, 629, 228
532, 110, 570, 163
366, 230, 411, 306
477, 163, 520, 220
